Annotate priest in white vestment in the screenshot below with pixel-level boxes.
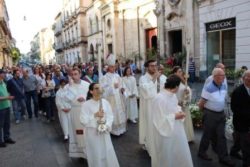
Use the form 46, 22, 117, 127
65, 68, 90, 158
172, 66, 194, 142
139, 60, 164, 156
151, 74, 193, 167
55, 79, 71, 141
159, 64, 167, 91
122, 67, 138, 123
100, 54, 126, 136
80, 83, 119, 167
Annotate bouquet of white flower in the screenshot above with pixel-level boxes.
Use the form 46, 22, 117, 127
225, 116, 234, 141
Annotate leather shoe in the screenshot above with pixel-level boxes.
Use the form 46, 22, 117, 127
198, 153, 213, 161
219, 159, 235, 167
5, 138, 16, 144
230, 152, 242, 160
0, 143, 7, 147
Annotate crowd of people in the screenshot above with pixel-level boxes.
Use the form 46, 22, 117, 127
0, 54, 249, 167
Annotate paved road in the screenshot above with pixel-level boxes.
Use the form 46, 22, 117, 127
0, 82, 242, 167
0, 116, 242, 167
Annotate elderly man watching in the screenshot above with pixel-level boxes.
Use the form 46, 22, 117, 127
231, 70, 250, 167
198, 68, 235, 167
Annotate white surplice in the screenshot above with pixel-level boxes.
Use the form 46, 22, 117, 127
176, 82, 194, 142
55, 85, 71, 137
100, 72, 126, 136
139, 72, 164, 156
65, 80, 90, 158
151, 90, 193, 167
80, 99, 119, 167
122, 76, 138, 122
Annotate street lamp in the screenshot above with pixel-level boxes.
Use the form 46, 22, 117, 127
153, 0, 161, 92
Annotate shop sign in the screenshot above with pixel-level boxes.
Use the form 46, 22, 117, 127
206, 18, 236, 32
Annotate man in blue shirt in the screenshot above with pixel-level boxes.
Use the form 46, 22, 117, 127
7, 69, 26, 124
198, 68, 235, 167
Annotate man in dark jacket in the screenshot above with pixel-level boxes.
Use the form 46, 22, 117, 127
231, 70, 250, 167
7, 69, 26, 124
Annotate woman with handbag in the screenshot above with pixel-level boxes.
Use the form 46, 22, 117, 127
42, 72, 56, 122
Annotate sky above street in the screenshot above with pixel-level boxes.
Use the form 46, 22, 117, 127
6, 0, 62, 54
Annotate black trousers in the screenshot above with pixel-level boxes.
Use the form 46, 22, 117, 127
240, 132, 250, 167
198, 109, 228, 160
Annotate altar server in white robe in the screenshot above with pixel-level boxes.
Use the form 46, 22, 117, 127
65, 68, 90, 158
100, 54, 126, 136
151, 74, 193, 167
55, 78, 71, 141
139, 60, 164, 156
80, 83, 119, 167
122, 67, 138, 123
172, 66, 194, 142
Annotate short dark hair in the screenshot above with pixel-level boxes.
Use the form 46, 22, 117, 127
171, 66, 182, 74
13, 69, 19, 76
72, 67, 81, 74
144, 59, 156, 68
59, 78, 67, 85
164, 74, 181, 89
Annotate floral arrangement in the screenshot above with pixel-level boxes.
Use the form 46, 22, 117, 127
189, 103, 202, 128
225, 116, 234, 141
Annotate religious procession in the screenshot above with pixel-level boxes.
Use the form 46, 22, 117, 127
1, 0, 250, 167
1, 53, 250, 167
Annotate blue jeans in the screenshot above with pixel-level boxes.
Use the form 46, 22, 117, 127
25, 90, 38, 118
0, 108, 11, 143
12, 99, 26, 121
44, 97, 55, 120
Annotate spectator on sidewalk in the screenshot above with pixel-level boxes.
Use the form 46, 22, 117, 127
7, 69, 26, 124
34, 66, 45, 115
198, 68, 235, 167
188, 57, 195, 83
231, 70, 250, 167
82, 66, 98, 84
53, 67, 66, 92
42, 72, 56, 122
23, 69, 39, 119
0, 69, 16, 148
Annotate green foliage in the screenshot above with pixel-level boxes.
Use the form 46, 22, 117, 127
225, 68, 245, 80
10, 47, 21, 63
146, 48, 157, 60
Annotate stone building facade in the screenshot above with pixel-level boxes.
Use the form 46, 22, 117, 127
85, 0, 157, 68
39, 27, 55, 65
59, 0, 92, 65
53, 12, 64, 64
197, 0, 250, 78
0, 0, 13, 68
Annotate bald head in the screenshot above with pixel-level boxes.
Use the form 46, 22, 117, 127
216, 63, 225, 72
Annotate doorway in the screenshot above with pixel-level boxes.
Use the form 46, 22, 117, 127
169, 30, 182, 55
